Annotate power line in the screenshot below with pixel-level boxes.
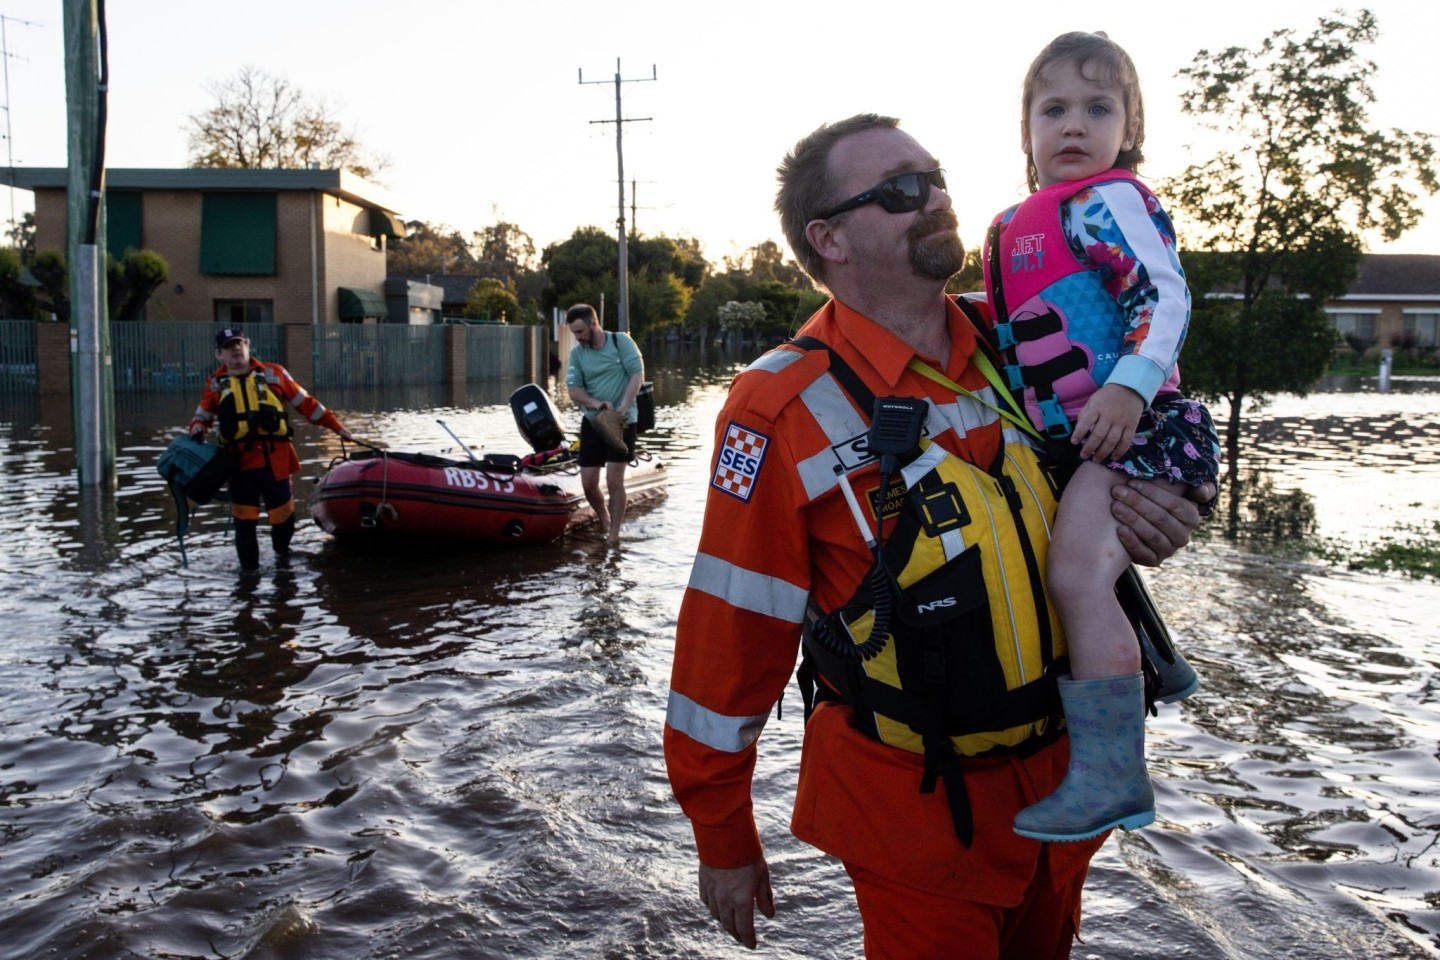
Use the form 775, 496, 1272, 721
578, 59, 655, 334
1, 13, 41, 237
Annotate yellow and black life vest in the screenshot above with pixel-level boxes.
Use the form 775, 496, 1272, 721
216, 371, 291, 445
808, 435, 1066, 753
793, 326, 1068, 844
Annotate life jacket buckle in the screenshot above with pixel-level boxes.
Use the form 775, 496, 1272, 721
1039, 397, 1072, 439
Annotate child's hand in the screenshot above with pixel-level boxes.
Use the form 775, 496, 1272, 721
1072, 384, 1145, 462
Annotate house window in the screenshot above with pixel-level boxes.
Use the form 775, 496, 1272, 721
1403, 312, 1440, 347
200, 193, 277, 275
214, 300, 274, 327
1329, 311, 1376, 345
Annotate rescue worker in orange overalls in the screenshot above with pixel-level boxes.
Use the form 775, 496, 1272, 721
188, 327, 353, 571
663, 115, 1216, 959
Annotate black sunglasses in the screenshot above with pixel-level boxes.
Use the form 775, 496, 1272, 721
814, 168, 947, 220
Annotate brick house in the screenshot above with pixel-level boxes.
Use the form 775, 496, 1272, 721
4, 167, 422, 326
1325, 254, 1440, 350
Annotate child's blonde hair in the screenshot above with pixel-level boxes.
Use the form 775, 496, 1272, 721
1021, 31, 1145, 192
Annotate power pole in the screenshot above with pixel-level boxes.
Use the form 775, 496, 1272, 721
579, 59, 654, 335
64, 0, 113, 488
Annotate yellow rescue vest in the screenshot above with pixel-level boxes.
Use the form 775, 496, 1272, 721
216, 371, 292, 445
809, 434, 1067, 757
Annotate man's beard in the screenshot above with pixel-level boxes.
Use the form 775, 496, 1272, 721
908, 209, 965, 281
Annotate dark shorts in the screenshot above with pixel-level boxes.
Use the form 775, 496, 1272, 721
577, 416, 637, 467
1047, 394, 1221, 491
228, 467, 293, 517
1110, 394, 1221, 487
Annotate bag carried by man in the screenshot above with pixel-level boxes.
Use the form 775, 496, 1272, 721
156, 435, 234, 565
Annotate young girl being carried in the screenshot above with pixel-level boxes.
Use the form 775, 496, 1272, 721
982, 31, 1221, 843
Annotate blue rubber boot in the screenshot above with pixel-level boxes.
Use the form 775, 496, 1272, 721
1014, 673, 1155, 842
1141, 629, 1200, 704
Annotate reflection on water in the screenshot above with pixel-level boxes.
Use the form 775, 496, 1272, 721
1, 360, 1438, 959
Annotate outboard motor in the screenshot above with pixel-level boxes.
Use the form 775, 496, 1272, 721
510, 384, 566, 452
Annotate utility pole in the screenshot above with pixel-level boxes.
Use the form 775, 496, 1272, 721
64, 0, 113, 488
1, 13, 40, 237
579, 59, 654, 335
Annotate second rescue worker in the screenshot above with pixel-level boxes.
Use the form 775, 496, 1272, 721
188, 327, 353, 571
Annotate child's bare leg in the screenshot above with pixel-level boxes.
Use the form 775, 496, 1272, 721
1048, 461, 1141, 679
1015, 461, 1160, 841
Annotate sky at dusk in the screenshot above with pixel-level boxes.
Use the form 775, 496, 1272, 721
4, 0, 1437, 263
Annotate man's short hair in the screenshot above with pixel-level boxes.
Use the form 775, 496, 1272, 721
775, 113, 902, 284
565, 304, 598, 327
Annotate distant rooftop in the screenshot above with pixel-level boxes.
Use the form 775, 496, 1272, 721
1350, 254, 1440, 296
0, 166, 404, 218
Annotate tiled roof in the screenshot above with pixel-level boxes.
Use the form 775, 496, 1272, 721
1351, 254, 1440, 295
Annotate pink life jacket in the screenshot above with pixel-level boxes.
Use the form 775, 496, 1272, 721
983, 169, 1176, 438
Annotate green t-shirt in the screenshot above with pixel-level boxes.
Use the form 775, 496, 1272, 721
566, 330, 644, 424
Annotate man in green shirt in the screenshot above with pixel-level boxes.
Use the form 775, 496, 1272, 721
564, 303, 645, 546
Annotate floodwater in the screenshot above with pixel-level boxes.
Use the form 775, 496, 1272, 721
2, 348, 1439, 960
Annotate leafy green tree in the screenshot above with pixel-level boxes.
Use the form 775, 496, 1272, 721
542, 226, 618, 319
30, 249, 68, 322
5, 213, 36, 264
628, 235, 706, 337
472, 220, 542, 323
386, 221, 477, 276
1170, 9, 1437, 530
107, 249, 169, 322
463, 277, 521, 323
21, 248, 170, 322
683, 272, 739, 343
0, 247, 39, 319
542, 229, 708, 339
688, 240, 826, 342
717, 301, 768, 336
722, 239, 812, 290
944, 246, 985, 297
185, 66, 387, 179
474, 220, 537, 283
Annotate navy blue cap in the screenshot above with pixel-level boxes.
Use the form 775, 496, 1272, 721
216, 327, 247, 348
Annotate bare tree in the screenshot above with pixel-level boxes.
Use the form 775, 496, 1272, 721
185, 66, 387, 179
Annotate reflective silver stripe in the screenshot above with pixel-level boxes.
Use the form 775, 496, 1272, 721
1004, 449, 1055, 538
901, 444, 970, 561
688, 552, 808, 623
940, 526, 965, 561
930, 386, 1002, 440
798, 374, 868, 446
747, 347, 805, 376
970, 462, 1027, 681
794, 373, 870, 500
666, 689, 768, 753
1002, 425, 1039, 449
901, 442, 947, 487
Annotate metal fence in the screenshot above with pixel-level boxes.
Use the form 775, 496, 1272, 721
466, 323, 531, 382
310, 323, 447, 389
0, 320, 543, 396
0, 319, 36, 393
111, 321, 284, 392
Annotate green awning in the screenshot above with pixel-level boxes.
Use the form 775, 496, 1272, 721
339, 287, 388, 319
369, 209, 407, 238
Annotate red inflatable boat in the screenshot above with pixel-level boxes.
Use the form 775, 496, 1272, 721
308, 383, 667, 545
308, 448, 668, 544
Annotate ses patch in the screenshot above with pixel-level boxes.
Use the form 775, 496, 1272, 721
712, 421, 769, 502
